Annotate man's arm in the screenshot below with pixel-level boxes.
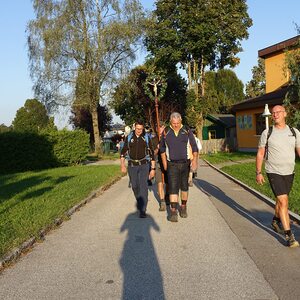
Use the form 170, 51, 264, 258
120, 136, 129, 173
256, 147, 265, 185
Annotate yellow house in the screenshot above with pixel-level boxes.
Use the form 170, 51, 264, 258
232, 35, 299, 152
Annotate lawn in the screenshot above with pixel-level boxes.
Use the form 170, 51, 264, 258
221, 162, 300, 215
0, 165, 121, 258
202, 151, 256, 164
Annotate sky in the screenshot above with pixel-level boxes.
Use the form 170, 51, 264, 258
0, 0, 299, 128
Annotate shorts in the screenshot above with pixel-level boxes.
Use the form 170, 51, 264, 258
266, 173, 294, 197
155, 161, 168, 184
167, 161, 190, 194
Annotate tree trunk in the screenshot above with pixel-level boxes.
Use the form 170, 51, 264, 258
91, 106, 102, 156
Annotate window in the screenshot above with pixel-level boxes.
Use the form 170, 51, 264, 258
208, 130, 216, 139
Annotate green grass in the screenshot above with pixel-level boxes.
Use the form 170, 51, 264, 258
0, 165, 121, 258
202, 151, 256, 164
221, 162, 300, 216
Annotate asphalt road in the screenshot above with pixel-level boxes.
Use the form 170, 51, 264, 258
1, 159, 298, 299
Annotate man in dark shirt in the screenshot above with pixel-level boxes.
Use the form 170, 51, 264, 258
160, 112, 198, 222
120, 120, 156, 218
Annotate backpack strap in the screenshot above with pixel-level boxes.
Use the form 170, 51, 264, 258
264, 126, 273, 161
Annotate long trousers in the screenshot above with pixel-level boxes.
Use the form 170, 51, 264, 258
128, 163, 149, 213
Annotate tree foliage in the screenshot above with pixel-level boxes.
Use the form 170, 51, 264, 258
145, 0, 252, 137
284, 32, 300, 128
70, 103, 112, 145
12, 99, 54, 132
27, 0, 146, 154
245, 58, 265, 99
110, 64, 187, 129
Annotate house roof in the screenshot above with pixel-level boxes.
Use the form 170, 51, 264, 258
206, 114, 236, 128
258, 35, 300, 58
231, 85, 289, 112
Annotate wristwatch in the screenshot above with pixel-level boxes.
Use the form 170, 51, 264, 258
256, 171, 262, 175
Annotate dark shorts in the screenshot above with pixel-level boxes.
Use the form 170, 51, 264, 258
266, 173, 294, 197
167, 161, 190, 194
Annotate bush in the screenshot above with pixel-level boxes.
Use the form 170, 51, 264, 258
0, 129, 90, 173
0, 131, 57, 173
45, 129, 90, 166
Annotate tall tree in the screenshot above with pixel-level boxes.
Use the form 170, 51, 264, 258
245, 58, 266, 99
110, 64, 187, 128
27, 0, 146, 155
145, 0, 252, 137
283, 32, 300, 128
12, 99, 52, 132
70, 102, 112, 145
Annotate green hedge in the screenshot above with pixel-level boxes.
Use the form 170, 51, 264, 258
0, 129, 89, 174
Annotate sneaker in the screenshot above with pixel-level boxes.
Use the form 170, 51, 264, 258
271, 219, 284, 234
179, 205, 188, 218
168, 210, 178, 222
285, 233, 299, 248
159, 201, 166, 211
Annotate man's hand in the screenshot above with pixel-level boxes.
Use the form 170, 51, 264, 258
149, 169, 155, 180
256, 173, 265, 185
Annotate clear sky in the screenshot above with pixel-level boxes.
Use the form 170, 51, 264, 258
0, 0, 299, 127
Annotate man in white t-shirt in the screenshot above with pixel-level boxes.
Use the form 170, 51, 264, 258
256, 105, 300, 248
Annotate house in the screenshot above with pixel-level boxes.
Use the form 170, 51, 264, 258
231, 35, 300, 152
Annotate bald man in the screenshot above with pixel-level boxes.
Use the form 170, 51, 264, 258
256, 105, 300, 247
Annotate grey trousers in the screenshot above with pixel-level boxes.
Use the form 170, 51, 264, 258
128, 163, 149, 213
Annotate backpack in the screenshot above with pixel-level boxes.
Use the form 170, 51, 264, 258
264, 125, 296, 160
126, 131, 152, 161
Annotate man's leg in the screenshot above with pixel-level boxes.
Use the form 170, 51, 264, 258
128, 166, 140, 210
138, 163, 150, 216
277, 194, 290, 230
179, 162, 190, 218
167, 162, 179, 222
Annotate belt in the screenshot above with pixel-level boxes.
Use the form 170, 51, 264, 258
169, 159, 190, 164
128, 158, 149, 166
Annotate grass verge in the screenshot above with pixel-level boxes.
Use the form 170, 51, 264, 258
0, 165, 121, 258
202, 151, 256, 164
220, 162, 300, 216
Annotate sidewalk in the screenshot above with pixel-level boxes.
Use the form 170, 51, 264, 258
0, 160, 293, 299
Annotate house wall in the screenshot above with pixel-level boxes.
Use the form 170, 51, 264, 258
235, 108, 267, 151
265, 52, 289, 93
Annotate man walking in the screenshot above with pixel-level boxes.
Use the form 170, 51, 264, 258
256, 105, 300, 247
120, 120, 156, 218
160, 112, 198, 222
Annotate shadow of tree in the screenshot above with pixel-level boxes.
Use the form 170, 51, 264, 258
119, 212, 165, 300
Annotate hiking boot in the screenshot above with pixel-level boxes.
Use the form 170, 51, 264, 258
168, 210, 178, 222
159, 201, 166, 211
271, 219, 284, 234
139, 211, 147, 218
179, 205, 188, 218
285, 233, 299, 248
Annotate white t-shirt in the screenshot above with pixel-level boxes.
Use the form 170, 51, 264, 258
258, 125, 300, 175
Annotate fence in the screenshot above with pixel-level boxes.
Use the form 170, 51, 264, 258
200, 138, 237, 154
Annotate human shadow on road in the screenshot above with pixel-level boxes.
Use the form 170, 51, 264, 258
194, 178, 290, 245
119, 212, 165, 300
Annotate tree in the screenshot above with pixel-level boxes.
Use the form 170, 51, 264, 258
110, 64, 187, 129
245, 58, 266, 99
70, 102, 112, 146
27, 0, 146, 155
0, 124, 12, 133
12, 99, 52, 132
145, 0, 252, 137
283, 32, 300, 128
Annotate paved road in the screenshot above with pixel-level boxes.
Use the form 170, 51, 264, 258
1, 159, 299, 299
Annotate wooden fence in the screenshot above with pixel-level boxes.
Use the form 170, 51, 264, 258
200, 138, 237, 154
